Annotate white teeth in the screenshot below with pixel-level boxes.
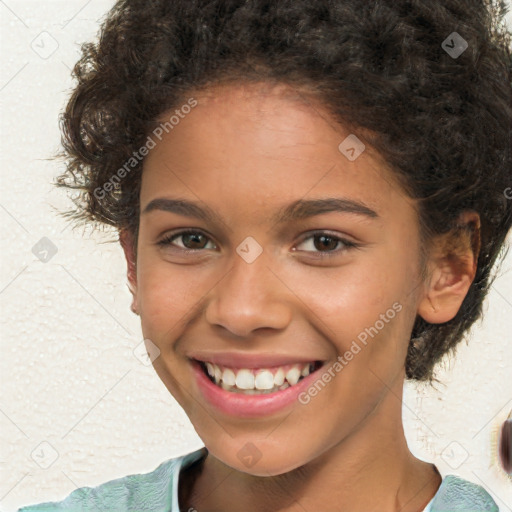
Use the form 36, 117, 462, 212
235, 369, 255, 390
213, 365, 222, 384
301, 364, 311, 377
222, 368, 236, 386
255, 370, 275, 390
273, 368, 285, 386
285, 367, 301, 386
202, 361, 317, 394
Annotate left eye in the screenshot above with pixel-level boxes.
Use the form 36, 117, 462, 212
294, 232, 356, 255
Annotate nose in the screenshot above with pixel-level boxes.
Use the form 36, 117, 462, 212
204, 250, 293, 338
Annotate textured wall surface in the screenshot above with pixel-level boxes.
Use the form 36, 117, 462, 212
1, 1, 511, 511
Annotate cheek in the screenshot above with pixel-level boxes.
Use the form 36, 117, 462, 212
136, 258, 199, 340
285, 252, 418, 368
288, 257, 408, 328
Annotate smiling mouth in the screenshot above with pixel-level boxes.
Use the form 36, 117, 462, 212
197, 360, 324, 395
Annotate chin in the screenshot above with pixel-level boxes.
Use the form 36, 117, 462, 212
207, 439, 313, 477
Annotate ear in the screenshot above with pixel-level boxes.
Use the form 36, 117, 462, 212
418, 211, 481, 324
119, 229, 139, 315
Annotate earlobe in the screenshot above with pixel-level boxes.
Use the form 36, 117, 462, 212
119, 229, 139, 315
418, 211, 480, 324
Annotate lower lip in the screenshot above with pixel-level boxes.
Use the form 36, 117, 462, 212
192, 360, 324, 418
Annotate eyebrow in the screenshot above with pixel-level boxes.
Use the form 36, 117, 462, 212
142, 197, 379, 224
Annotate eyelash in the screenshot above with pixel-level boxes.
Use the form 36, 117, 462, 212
156, 229, 359, 258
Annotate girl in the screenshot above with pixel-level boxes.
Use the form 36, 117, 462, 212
19, 0, 511, 510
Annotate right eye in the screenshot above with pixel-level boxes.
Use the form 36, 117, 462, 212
157, 230, 217, 253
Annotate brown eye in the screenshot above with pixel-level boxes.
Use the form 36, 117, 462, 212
313, 234, 339, 252
158, 230, 216, 251
181, 232, 208, 249
294, 231, 357, 256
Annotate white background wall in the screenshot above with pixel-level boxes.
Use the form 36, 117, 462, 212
0, 1, 511, 510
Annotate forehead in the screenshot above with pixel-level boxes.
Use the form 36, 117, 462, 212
140, 82, 413, 224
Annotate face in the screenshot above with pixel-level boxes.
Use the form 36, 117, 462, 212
128, 82, 428, 476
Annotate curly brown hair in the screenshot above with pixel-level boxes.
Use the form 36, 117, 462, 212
57, 0, 512, 382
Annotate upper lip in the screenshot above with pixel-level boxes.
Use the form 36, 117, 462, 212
189, 352, 323, 369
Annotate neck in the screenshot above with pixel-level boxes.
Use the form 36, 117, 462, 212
180, 376, 441, 512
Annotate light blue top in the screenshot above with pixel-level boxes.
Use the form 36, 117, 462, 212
18, 447, 499, 511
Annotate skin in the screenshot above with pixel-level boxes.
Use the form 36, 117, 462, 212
120, 81, 479, 511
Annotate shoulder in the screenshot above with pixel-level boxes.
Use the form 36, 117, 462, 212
17, 448, 206, 512
430, 474, 500, 512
